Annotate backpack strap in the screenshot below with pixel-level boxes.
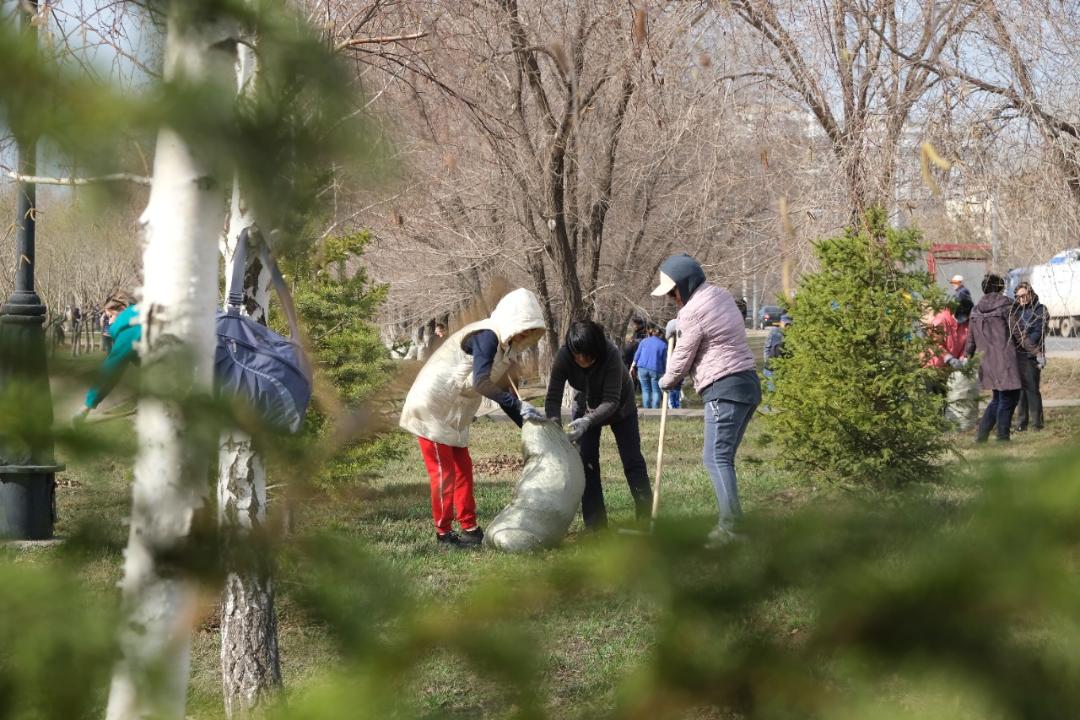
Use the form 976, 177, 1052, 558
230, 225, 309, 374
227, 228, 250, 309
259, 245, 301, 341
257, 242, 312, 378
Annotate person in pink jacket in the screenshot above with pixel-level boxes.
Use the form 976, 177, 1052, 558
653, 254, 760, 547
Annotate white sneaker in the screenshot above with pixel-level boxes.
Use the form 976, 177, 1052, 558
705, 524, 742, 549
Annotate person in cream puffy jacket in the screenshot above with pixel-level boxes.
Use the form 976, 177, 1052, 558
400, 288, 546, 548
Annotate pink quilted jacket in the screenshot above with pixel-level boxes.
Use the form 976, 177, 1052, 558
660, 284, 755, 392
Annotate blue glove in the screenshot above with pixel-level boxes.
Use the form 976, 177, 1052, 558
519, 400, 545, 422
567, 417, 591, 443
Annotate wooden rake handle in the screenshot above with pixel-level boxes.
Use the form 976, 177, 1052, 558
651, 335, 676, 527
651, 393, 668, 526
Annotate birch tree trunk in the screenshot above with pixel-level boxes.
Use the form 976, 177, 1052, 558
217, 37, 283, 714
105, 8, 237, 720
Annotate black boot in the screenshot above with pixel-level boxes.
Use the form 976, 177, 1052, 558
459, 526, 484, 548
437, 531, 463, 548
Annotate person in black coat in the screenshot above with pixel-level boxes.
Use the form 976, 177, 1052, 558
1009, 282, 1048, 431
545, 320, 653, 530
950, 274, 974, 324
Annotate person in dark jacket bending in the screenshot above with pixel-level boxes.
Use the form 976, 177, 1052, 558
1009, 282, 1048, 432
544, 320, 653, 530
962, 273, 1023, 442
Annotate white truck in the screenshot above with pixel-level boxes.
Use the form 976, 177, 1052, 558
1030, 248, 1080, 336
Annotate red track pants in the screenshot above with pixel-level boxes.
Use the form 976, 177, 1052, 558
417, 437, 477, 535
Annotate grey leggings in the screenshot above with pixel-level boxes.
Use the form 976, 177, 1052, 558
703, 399, 757, 528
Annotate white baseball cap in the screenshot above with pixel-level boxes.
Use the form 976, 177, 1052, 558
650, 271, 677, 297
949, 274, 964, 284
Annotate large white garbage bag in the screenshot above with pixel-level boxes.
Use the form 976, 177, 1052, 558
946, 371, 980, 431
486, 417, 585, 552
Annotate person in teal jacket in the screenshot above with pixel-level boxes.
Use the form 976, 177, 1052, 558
77, 292, 140, 419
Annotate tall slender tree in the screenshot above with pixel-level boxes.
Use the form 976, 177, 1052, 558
105, 5, 238, 719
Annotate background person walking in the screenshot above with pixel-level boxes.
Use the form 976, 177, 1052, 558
763, 313, 791, 374
631, 325, 667, 409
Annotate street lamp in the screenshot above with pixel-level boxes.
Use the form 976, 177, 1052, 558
0, 0, 60, 540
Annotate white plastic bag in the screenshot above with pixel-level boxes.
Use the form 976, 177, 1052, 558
486, 418, 585, 552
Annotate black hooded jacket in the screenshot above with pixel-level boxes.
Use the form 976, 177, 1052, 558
1009, 292, 1049, 358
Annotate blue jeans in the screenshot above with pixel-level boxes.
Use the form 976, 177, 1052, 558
703, 399, 757, 528
976, 388, 1021, 441
668, 385, 681, 409
638, 368, 661, 409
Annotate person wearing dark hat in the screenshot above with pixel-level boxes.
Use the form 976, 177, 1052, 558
653, 254, 760, 547
961, 273, 1022, 442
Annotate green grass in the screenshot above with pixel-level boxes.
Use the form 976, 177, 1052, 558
23, 403, 1080, 718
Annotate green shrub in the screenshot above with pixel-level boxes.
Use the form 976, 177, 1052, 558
765, 208, 948, 487
286, 231, 401, 487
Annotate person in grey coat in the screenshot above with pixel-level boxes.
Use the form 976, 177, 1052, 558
962, 273, 1022, 442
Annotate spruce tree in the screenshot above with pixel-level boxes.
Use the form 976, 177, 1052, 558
765, 208, 948, 487
287, 231, 399, 486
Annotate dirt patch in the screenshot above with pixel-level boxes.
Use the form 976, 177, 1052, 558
473, 454, 523, 476
1042, 358, 1080, 400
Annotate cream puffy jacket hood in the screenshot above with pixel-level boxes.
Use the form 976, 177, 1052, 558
399, 288, 546, 447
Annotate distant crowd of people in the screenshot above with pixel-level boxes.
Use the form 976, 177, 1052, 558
925, 273, 1048, 441
45, 303, 119, 356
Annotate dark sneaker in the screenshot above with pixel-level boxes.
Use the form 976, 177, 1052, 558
436, 531, 463, 548
459, 527, 484, 547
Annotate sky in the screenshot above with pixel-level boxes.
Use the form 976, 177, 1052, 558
0, 0, 159, 191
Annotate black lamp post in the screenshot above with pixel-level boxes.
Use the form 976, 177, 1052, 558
0, 0, 60, 540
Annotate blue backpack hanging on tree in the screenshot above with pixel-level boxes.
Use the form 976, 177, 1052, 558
215, 227, 312, 433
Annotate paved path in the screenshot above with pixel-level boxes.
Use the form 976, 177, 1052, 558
1045, 337, 1080, 359
637, 399, 1080, 417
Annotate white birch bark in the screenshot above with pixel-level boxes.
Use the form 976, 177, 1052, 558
217, 38, 283, 715
105, 8, 238, 720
